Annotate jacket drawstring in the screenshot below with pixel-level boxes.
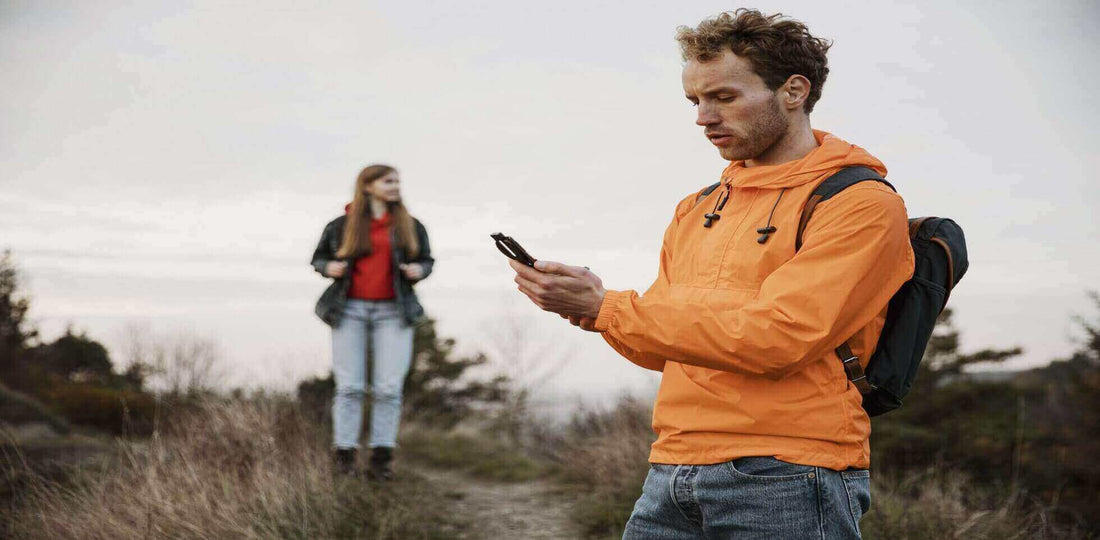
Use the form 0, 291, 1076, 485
702, 185, 786, 244
756, 189, 786, 244
703, 183, 733, 228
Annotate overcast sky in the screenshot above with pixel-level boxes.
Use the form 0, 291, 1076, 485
2, 1, 1097, 403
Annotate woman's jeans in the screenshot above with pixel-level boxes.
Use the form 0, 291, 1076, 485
331, 299, 414, 450
623, 456, 871, 540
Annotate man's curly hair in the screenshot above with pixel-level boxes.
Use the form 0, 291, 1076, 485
676, 9, 832, 113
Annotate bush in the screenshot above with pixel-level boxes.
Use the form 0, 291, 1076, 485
862, 470, 1093, 540
37, 381, 157, 435
0, 380, 70, 434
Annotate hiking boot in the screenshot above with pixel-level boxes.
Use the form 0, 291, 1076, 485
367, 446, 395, 481
333, 448, 358, 477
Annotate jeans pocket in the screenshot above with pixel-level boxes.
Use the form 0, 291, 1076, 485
841, 469, 871, 532
725, 456, 816, 482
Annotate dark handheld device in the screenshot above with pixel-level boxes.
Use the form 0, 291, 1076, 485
491, 232, 537, 267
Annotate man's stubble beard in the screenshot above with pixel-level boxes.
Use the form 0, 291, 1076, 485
719, 98, 789, 162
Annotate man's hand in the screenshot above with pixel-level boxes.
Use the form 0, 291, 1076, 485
399, 263, 425, 281
325, 261, 348, 278
560, 313, 598, 331
510, 259, 606, 325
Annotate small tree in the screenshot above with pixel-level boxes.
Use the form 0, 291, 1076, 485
0, 250, 37, 380
920, 307, 1024, 385
480, 311, 576, 446
403, 316, 510, 427
1070, 291, 1100, 363
122, 324, 223, 397
297, 317, 509, 428
34, 327, 115, 384
871, 306, 1025, 473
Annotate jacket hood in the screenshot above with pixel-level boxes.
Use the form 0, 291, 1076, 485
721, 130, 887, 189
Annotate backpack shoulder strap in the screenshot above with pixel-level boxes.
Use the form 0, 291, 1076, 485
795, 166, 896, 252
795, 167, 898, 395
693, 182, 722, 208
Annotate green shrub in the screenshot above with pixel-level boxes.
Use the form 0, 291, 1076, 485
38, 382, 156, 435
0, 381, 71, 434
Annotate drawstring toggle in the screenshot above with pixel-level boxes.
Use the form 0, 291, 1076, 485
703, 183, 732, 228
756, 226, 777, 244
755, 188, 787, 244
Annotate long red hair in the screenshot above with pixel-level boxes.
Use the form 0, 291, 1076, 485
336, 164, 420, 259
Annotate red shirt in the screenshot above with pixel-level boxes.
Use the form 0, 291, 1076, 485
349, 215, 395, 300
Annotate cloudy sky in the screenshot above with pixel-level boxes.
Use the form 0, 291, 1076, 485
2, 1, 1097, 402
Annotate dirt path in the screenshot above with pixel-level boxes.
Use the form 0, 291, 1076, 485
411, 464, 583, 540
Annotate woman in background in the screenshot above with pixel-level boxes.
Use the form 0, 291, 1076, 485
311, 164, 433, 480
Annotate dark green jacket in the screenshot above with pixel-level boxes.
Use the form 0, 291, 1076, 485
310, 215, 434, 327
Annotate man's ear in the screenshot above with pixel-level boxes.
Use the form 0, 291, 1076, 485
781, 75, 811, 111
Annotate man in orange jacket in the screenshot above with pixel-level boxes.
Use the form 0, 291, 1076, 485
510, 9, 913, 540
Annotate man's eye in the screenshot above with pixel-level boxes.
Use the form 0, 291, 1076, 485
717, 95, 735, 102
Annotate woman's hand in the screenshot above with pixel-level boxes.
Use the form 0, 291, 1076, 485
325, 261, 348, 278
400, 263, 425, 280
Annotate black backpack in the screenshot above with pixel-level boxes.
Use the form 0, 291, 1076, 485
697, 166, 968, 416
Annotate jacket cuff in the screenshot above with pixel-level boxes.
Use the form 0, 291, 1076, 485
594, 290, 630, 332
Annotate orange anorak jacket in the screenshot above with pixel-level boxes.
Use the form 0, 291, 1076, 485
593, 131, 915, 470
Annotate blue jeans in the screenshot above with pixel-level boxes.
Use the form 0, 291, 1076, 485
331, 299, 414, 450
623, 457, 871, 540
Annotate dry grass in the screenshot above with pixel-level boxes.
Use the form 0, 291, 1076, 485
863, 471, 1095, 540
3, 397, 455, 540
526, 395, 655, 538
5, 392, 1095, 539
531, 394, 1097, 540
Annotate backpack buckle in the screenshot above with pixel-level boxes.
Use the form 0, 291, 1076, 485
849, 374, 874, 395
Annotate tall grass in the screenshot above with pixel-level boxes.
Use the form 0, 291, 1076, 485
529, 394, 1096, 540
863, 470, 1095, 540
526, 395, 654, 538
5, 391, 1094, 539
4, 397, 453, 540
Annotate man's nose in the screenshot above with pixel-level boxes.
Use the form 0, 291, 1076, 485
696, 103, 719, 126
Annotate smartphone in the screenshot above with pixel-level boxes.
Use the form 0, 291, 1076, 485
490, 232, 537, 267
